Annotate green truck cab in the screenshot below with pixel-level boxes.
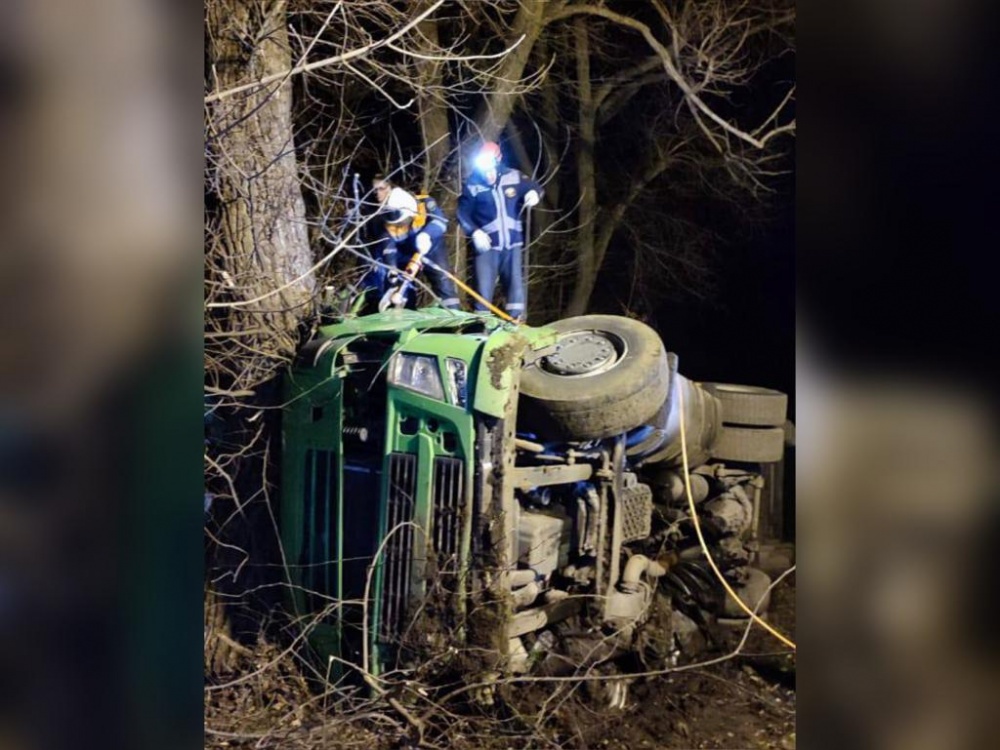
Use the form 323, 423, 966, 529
281, 307, 788, 682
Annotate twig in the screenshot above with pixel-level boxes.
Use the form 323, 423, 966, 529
204, 1, 447, 104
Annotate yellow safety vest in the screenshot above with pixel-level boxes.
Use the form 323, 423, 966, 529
412, 195, 430, 231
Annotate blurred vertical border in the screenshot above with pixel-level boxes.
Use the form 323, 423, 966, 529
1, 1, 203, 749
799, 0, 1000, 748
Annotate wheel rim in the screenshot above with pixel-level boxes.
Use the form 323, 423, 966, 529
540, 330, 626, 377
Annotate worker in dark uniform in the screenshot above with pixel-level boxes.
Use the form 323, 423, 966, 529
457, 141, 541, 321
375, 183, 460, 310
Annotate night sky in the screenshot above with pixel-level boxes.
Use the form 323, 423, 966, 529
649, 186, 795, 417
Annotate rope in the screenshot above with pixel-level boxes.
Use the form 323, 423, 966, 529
677, 384, 797, 650
421, 257, 520, 324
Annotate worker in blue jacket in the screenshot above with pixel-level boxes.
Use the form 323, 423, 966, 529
373, 179, 460, 310
457, 141, 541, 321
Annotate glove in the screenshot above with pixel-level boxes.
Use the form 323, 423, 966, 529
415, 231, 432, 255
471, 229, 491, 252
403, 253, 422, 278
523, 189, 539, 208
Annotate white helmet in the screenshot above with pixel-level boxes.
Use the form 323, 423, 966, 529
383, 187, 418, 225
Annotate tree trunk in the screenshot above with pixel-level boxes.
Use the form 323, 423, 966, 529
416, 13, 452, 193
472, 0, 554, 141
565, 19, 598, 318
206, 0, 314, 348
413, 11, 467, 287
536, 34, 562, 213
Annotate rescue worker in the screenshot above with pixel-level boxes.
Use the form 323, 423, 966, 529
457, 141, 541, 321
374, 182, 460, 310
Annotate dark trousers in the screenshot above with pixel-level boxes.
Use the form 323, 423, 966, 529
373, 244, 459, 310
422, 244, 460, 309
473, 245, 524, 317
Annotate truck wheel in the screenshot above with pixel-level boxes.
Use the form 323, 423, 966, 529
701, 383, 787, 427
519, 315, 669, 440
710, 425, 785, 463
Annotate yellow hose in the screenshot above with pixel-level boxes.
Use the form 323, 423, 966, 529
678, 384, 797, 650
421, 258, 520, 324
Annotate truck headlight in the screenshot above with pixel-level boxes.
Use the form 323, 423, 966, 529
445, 358, 468, 408
389, 353, 445, 400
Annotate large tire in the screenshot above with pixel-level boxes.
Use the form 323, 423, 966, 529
519, 315, 669, 440
710, 425, 785, 463
701, 383, 787, 427
636, 376, 721, 469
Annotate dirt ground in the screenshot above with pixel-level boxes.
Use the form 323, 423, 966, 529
206, 576, 795, 750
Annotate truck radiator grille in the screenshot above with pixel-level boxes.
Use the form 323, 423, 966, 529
432, 457, 465, 573
381, 453, 417, 641
302, 448, 337, 613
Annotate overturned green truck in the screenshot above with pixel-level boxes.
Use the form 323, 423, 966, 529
281, 307, 790, 683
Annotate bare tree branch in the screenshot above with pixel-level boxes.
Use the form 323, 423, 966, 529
204, 0, 448, 103
549, 2, 794, 150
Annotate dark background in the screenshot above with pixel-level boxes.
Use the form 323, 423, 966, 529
5, 0, 1000, 748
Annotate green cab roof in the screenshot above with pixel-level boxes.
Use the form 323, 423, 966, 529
319, 307, 504, 339
317, 307, 555, 347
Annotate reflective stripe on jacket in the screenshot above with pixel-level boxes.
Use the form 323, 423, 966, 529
457, 168, 540, 251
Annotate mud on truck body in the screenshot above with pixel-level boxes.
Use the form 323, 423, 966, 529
280, 307, 789, 685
